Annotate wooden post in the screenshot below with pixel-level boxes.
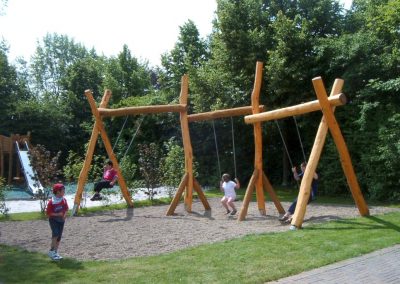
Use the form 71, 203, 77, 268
238, 169, 258, 221
262, 172, 285, 214
8, 134, 14, 184
72, 90, 112, 215
193, 178, 211, 210
179, 75, 194, 212
252, 61, 266, 215
166, 173, 188, 215
313, 78, 369, 216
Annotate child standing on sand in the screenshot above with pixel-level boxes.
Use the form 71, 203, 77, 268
46, 183, 69, 261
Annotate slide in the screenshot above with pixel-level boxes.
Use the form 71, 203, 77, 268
15, 141, 44, 195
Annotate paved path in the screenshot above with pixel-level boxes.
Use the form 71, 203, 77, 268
269, 244, 400, 283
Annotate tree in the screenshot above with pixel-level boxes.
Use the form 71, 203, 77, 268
30, 33, 91, 100
161, 139, 185, 198
29, 144, 61, 212
138, 143, 163, 202
159, 20, 209, 99
0, 42, 28, 135
316, 0, 400, 201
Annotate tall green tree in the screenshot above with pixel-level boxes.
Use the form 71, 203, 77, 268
316, 0, 400, 201
0, 42, 30, 135
30, 33, 91, 100
159, 20, 209, 99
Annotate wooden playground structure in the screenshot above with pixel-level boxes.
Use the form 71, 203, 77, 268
0, 133, 30, 184
73, 61, 369, 229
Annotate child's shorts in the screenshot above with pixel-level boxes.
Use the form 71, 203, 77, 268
49, 218, 65, 239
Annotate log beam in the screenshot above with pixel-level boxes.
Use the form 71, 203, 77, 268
166, 173, 188, 216
252, 62, 266, 215
238, 169, 258, 221
188, 106, 265, 122
98, 104, 187, 117
244, 93, 346, 124
179, 75, 194, 212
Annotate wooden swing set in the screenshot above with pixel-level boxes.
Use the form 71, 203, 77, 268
243, 61, 369, 228
73, 61, 369, 230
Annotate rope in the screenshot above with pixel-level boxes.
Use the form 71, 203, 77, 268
293, 116, 307, 163
275, 120, 294, 170
212, 120, 222, 179
123, 116, 144, 158
275, 120, 301, 189
112, 116, 129, 152
230, 117, 237, 178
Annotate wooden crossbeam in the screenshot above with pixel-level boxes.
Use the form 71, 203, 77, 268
98, 104, 187, 117
188, 105, 265, 122
244, 93, 347, 124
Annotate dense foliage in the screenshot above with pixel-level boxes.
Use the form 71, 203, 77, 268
0, 0, 398, 201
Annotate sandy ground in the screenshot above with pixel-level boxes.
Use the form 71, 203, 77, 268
0, 198, 399, 261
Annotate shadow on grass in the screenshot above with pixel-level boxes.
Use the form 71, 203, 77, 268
305, 214, 400, 232
0, 245, 84, 283
366, 215, 400, 232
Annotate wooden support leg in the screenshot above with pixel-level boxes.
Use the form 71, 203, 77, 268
291, 79, 343, 228
238, 169, 258, 221
166, 173, 188, 216
193, 178, 211, 210
313, 78, 369, 216
72, 90, 112, 216
262, 172, 285, 214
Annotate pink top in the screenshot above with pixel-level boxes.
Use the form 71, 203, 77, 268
103, 168, 117, 181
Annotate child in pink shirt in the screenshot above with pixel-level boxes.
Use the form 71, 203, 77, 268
90, 160, 118, 201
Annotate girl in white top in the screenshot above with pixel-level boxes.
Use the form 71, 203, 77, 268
220, 173, 240, 215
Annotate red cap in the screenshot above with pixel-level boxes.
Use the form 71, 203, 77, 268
52, 183, 65, 194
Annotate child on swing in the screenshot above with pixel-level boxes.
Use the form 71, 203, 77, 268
220, 173, 240, 215
279, 162, 318, 223
90, 160, 118, 201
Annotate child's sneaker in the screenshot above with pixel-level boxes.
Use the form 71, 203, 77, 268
48, 250, 56, 259
279, 215, 288, 222
54, 252, 63, 260
48, 250, 61, 261
90, 193, 102, 201
225, 210, 231, 214
230, 209, 237, 215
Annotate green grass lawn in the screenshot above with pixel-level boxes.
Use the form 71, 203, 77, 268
1, 211, 399, 283
1, 188, 399, 283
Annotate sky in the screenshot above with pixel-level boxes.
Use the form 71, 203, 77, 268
0, 0, 352, 67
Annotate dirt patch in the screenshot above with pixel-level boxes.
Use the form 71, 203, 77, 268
0, 198, 398, 260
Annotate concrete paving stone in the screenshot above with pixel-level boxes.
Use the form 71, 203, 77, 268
269, 244, 400, 284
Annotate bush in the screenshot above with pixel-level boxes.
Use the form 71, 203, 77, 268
0, 177, 10, 216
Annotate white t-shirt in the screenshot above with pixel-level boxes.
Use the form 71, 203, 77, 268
222, 181, 237, 198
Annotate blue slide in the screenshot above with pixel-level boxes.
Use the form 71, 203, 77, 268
15, 141, 44, 195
